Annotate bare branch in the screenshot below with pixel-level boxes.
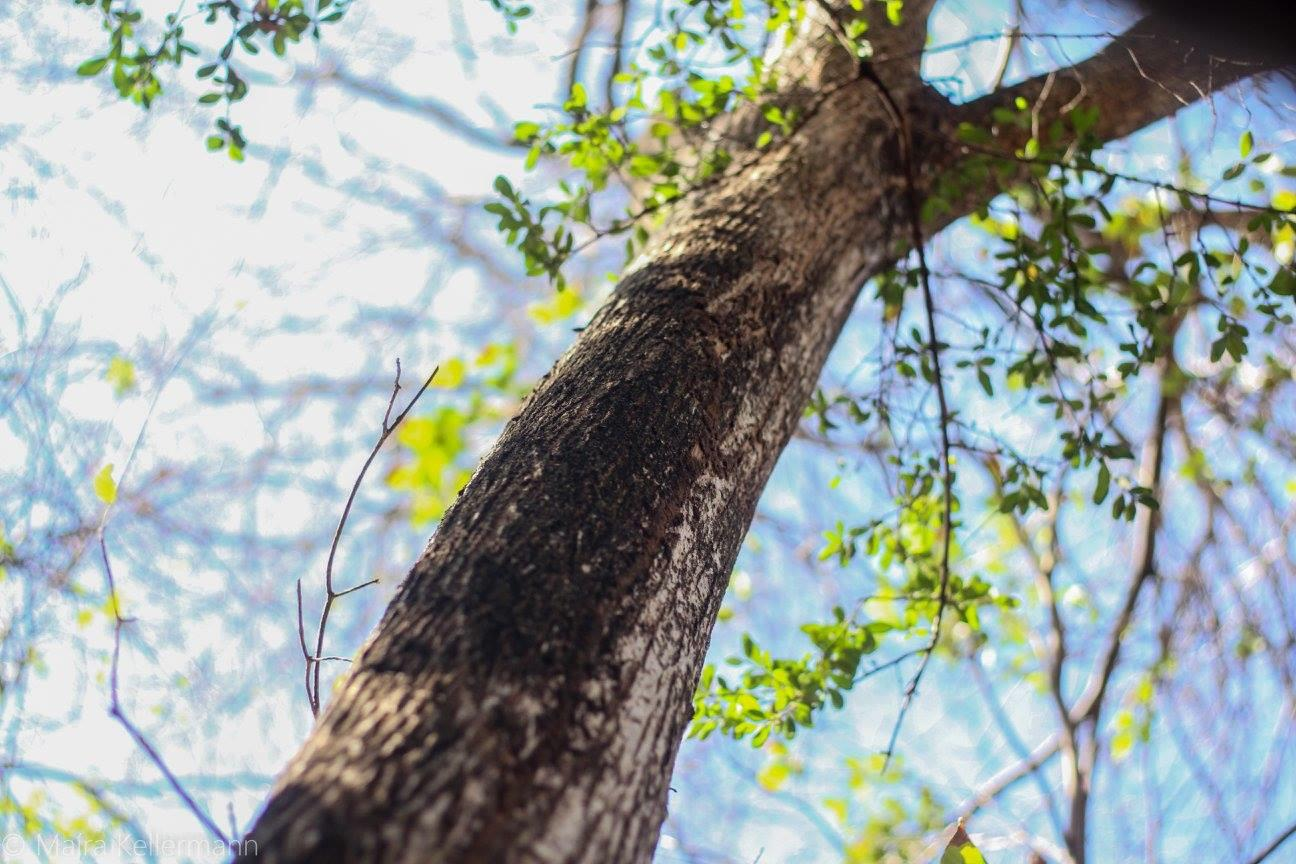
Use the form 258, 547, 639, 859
302, 360, 437, 716
566, 0, 600, 103
954, 733, 1063, 821
100, 535, 231, 846
295, 579, 313, 709
1248, 819, 1296, 864
987, 0, 1023, 91
303, 65, 521, 152
88, 321, 228, 846
605, 0, 633, 109
1060, 371, 1174, 862
956, 16, 1277, 150
1070, 388, 1173, 723
969, 654, 1067, 841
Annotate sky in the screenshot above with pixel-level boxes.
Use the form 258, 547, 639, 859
1, 1, 1293, 862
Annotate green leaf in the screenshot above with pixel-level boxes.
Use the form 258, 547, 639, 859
1111, 727, 1134, 762
431, 357, 467, 389
1270, 268, 1296, 297
104, 356, 137, 397
76, 57, 109, 77
1070, 104, 1099, 135
940, 821, 986, 864
566, 82, 587, 111
1239, 130, 1254, 158
1093, 463, 1111, 504
93, 464, 118, 505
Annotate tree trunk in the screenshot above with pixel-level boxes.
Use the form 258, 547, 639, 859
239, 8, 1267, 862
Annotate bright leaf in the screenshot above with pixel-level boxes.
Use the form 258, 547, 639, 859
527, 287, 584, 325
431, 358, 466, 389
939, 820, 987, 864
76, 57, 108, 77
93, 464, 117, 505
105, 356, 137, 397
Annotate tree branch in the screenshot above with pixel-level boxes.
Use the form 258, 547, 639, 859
1248, 819, 1296, 864
956, 15, 1277, 149
304, 65, 521, 152
565, 0, 600, 103
300, 360, 436, 716
101, 535, 231, 846
954, 732, 1063, 822
831, 12, 953, 766
1071, 388, 1173, 723
1062, 371, 1174, 863
969, 653, 1067, 841
605, 0, 632, 109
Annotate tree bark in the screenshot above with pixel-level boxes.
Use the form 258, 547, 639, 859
239, 8, 1269, 863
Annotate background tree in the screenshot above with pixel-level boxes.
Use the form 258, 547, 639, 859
1, 1, 1292, 863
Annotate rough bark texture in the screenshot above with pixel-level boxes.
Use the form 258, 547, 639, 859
239, 8, 1269, 863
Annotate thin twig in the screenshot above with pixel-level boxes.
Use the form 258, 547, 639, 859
100, 536, 231, 846
605, 0, 633, 109
91, 320, 229, 846
854, 56, 956, 770
565, 0, 599, 103
1247, 819, 1296, 864
969, 653, 1067, 841
854, 647, 926, 684
295, 579, 312, 709
988, 0, 1024, 92
300, 359, 437, 716
806, 0, 957, 767
953, 732, 1064, 821
953, 138, 1293, 218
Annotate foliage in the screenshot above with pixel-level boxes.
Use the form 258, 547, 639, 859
387, 342, 524, 525
72, 0, 353, 158
104, 356, 137, 397
487, 0, 823, 283
690, 481, 1017, 746
688, 96, 1294, 751
0, 785, 123, 858
92, 463, 118, 505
